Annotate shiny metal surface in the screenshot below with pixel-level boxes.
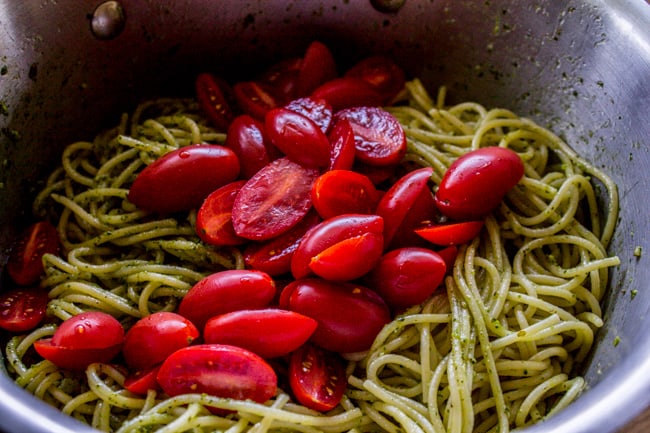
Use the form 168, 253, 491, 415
0, 1, 649, 432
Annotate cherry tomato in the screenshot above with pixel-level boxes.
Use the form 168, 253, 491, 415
123, 312, 199, 371
296, 41, 338, 97
388, 177, 438, 249
224, 115, 276, 179
265, 107, 331, 168
437, 244, 459, 274
415, 220, 485, 246
232, 158, 319, 241
128, 144, 240, 214
311, 170, 380, 220
259, 57, 302, 103
7, 221, 60, 286
366, 247, 446, 310
327, 118, 356, 171
311, 77, 384, 111
204, 309, 318, 359
282, 278, 390, 353
345, 56, 406, 104
289, 343, 347, 412
375, 167, 434, 247
291, 214, 384, 281
333, 106, 407, 167
435, 147, 524, 220
233, 81, 281, 121
196, 180, 247, 246
284, 97, 333, 133
353, 161, 398, 186
243, 211, 321, 276
124, 364, 162, 395
178, 269, 276, 330
195, 73, 236, 131
0, 288, 49, 332
157, 344, 277, 403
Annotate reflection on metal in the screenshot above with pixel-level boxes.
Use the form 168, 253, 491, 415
90, 1, 126, 40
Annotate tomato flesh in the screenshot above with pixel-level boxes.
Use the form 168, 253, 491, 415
345, 56, 406, 104
7, 221, 60, 286
196, 180, 248, 246
195, 73, 236, 131
311, 170, 380, 220
0, 288, 49, 332
284, 97, 333, 133
124, 365, 162, 395
327, 118, 356, 171
415, 220, 485, 246
233, 81, 281, 121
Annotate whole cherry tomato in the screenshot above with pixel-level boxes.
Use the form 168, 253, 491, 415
128, 144, 240, 214
289, 343, 347, 412
232, 158, 319, 241
122, 312, 199, 371
195, 73, 236, 131
284, 97, 333, 133
0, 288, 49, 332
296, 41, 338, 97
311, 77, 384, 111
204, 308, 318, 359
157, 344, 277, 404
233, 81, 282, 121
7, 221, 60, 286
178, 269, 276, 330
327, 118, 356, 171
224, 115, 276, 179
434, 147, 524, 220
196, 180, 248, 246
282, 278, 390, 353
311, 170, 380, 220
345, 56, 406, 104
415, 220, 485, 246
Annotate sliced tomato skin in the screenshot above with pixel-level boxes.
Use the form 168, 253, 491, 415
0, 288, 49, 332
128, 144, 240, 214
7, 221, 60, 286
296, 41, 338, 97
327, 118, 356, 171
34, 339, 123, 370
196, 180, 248, 246
311, 77, 384, 111
284, 97, 333, 134
415, 220, 485, 246
178, 269, 276, 330
225, 115, 275, 179
289, 343, 347, 412
311, 170, 380, 220
388, 180, 438, 249
345, 56, 406, 104
124, 364, 162, 395
309, 231, 384, 282
435, 147, 524, 220
232, 157, 319, 241
157, 344, 277, 403
204, 309, 318, 359
195, 73, 236, 131
233, 81, 282, 121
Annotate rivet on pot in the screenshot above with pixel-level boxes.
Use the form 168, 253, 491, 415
90, 1, 126, 40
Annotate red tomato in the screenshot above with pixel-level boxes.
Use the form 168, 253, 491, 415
259, 57, 302, 103
282, 278, 390, 353
415, 220, 485, 246
284, 97, 333, 133
333, 106, 406, 167
195, 73, 236, 131
437, 244, 459, 274
124, 365, 162, 395
243, 211, 321, 276
123, 312, 199, 371
345, 56, 406, 104
157, 344, 277, 403
224, 115, 276, 179
291, 214, 384, 281
311, 170, 380, 219
353, 161, 398, 186
128, 144, 240, 214
366, 247, 446, 309
204, 309, 318, 359
311, 77, 384, 111
233, 81, 281, 121
232, 158, 319, 241
375, 167, 434, 247
264, 108, 331, 168
7, 221, 60, 286
435, 147, 524, 220
388, 178, 438, 249
178, 270, 276, 330
34, 341, 124, 370
289, 343, 347, 412
196, 180, 248, 246
296, 41, 338, 97
327, 118, 356, 171
0, 288, 49, 332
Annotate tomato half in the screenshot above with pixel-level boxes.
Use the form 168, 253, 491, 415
311, 77, 384, 111
259, 57, 302, 103
311, 170, 380, 220
284, 97, 333, 133
7, 221, 60, 286
123, 312, 199, 371
345, 56, 406, 104
195, 73, 236, 131
289, 343, 347, 412
434, 147, 524, 220
124, 364, 162, 395
204, 309, 318, 359
224, 115, 276, 179
327, 118, 356, 171
232, 157, 319, 241
196, 180, 248, 246
296, 41, 338, 97
0, 288, 49, 332
415, 220, 485, 246
233, 81, 282, 121
128, 144, 240, 214
157, 344, 277, 403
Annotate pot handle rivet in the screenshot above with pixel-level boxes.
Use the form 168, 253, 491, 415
90, 1, 126, 40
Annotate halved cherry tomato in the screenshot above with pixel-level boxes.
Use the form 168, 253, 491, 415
124, 364, 162, 395
259, 57, 302, 103
354, 161, 398, 186
435, 147, 524, 220
128, 144, 240, 214
291, 214, 384, 281
243, 211, 321, 276
195, 73, 236, 131
366, 247, 446, 310
282, 278, 390, 353
0, 288, 49, 332
311, 170, 380, 220
415, 220, 485, 246
311, 77, 384, 111
333, 106, 407, 167
328, 118, 356, 171
265, 107, 331, 168
437, 244, 459, 274
178, 269, 276, 330
388, 177, 438, 249
157, 344, 277, 403
289, 343, 347, 412
233, 81, 281, 121
345, 56, 406, 104
284, 97, 333, 133
224, 115, 276, 179
122, 312, 199, 371
204, 309, 318, 359
7, 221, 60, 286
296, 41, 338, 97
232, 157, 319, 241
196, 180, 247, 246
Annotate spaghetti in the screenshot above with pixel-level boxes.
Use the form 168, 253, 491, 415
4, 80, 619, 433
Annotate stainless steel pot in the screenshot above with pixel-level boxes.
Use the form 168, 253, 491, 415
1, 1, 649, 432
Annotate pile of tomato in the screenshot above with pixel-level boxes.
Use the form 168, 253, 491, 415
0, 41, 524, 413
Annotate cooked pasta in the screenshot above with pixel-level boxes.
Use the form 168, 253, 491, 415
4, 80, 619, 433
